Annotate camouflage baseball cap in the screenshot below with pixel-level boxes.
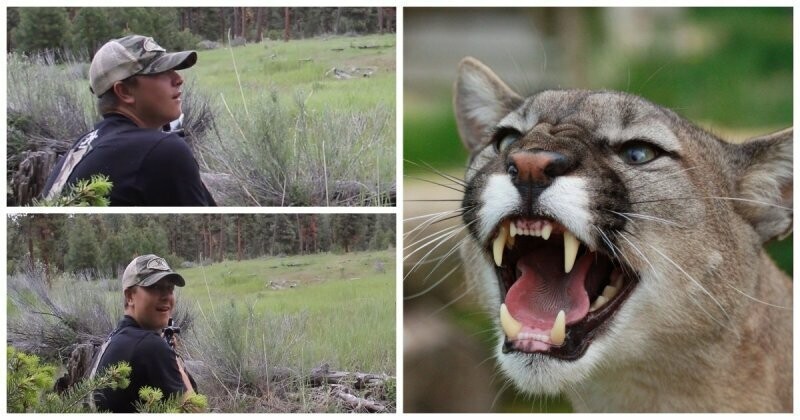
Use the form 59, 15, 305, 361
122, 254, 186, 290
89, 34, 197, 97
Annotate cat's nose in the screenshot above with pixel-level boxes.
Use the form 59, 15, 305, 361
507, 150, 574, 185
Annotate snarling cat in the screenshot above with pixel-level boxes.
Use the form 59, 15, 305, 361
452, 57, 792, 412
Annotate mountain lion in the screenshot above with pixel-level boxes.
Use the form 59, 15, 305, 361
452, 57, 792, 412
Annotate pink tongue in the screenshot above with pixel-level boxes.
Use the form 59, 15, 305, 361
505, 250, 594, 329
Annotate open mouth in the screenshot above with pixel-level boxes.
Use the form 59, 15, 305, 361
488, 217, 638, 360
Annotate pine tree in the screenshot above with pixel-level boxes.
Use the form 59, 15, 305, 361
64, 216, 101, 272
14, 8, 70, 53
70, 8, 114, 57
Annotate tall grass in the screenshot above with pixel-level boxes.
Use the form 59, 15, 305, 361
203, 89, 393, 206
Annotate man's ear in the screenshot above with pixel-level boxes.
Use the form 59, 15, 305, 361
124, 288, 135, 306
731, 128, 792, 243
453, 57, 523, 153
112, 80, 136, 105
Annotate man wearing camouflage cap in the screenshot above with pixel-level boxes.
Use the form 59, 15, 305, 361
93, 255, 197, 412
43, 35, 216, 206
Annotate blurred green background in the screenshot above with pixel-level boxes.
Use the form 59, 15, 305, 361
403, 7, 792, 413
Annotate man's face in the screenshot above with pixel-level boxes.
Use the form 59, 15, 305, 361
126, 279, 176, 330
130, 70, 184, 129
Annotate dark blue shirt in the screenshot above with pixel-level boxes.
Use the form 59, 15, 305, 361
46, 113, 216, 206
94, 316, 186, 413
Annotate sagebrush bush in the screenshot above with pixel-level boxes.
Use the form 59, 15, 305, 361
7, 52, 94, 155
182, 299, 310, 409
203, 89, 393, 206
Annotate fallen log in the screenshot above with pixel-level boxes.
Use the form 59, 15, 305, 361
308, 363, 392, 389
330, 384, 386, 413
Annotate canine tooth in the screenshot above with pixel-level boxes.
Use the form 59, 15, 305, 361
500, 303, 523, 340
541, 223, 552, 240
493, 225, 508, 266
590, 295, 609, 312
602, 285, 618, 300
510, 223, 517, 237
563, 231, 580, 273
550, 310, 566, 346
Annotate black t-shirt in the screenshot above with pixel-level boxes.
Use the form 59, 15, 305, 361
94, 316, 186, 413
47, 113, 216, 206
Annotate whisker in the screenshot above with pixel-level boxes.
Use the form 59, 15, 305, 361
404, 220, 477, 280
403, 223, 462, 255
629, 196, 789, 210
645, 243, 738, 337
413, 235, 469, 293
418, 162, 468, 187
406, 199, 465, 202
491, 379, 514, 412
404, 209, 468, 242
405, 263, 461, 300
617, 232, 657, 276
727, 284, 792, 310
606, 231, 639, 281
404, 159, 467, 187
431, 280, 475, 316
404, 209, 463, 224
592, 225, 621, 261
610, 211, 685, 228
404, 176, 465, 194
403, 213, 455, 244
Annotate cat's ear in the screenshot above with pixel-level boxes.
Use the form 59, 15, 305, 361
732, 128, 792, 243
454, 57, 523, 153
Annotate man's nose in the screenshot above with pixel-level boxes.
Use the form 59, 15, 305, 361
172, 71, 183, 86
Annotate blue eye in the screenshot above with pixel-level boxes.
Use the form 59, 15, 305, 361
494, 130, 520, 153
620, 141, 659, 165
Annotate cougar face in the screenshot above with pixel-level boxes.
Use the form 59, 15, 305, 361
454, 57, 792, 411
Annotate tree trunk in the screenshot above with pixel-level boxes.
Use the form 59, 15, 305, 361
219, 8, 226, 43
284, 7, 290, 42
218, 214, 225, 262
27, 217, 35, 271
296, 214, 303, 254
233, 7, 241, 38
38, 223, 52, 287
187, 8, 194, 33
378, 8, 384, 34
241, 7, 248, 41
255, 8, 264, 41
334, 7, 341, 34
236, 216, 242, 261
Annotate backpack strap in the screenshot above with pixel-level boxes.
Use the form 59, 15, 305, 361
44, 129, 101, 199
86, 325, 123, 411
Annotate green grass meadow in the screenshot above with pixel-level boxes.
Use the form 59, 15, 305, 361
185, 34, 395, 115
177, 249, 396, 374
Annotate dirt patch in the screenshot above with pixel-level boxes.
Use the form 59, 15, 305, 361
340, 53, 396, 73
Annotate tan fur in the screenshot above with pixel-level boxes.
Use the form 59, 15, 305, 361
453, 57, 792, 412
